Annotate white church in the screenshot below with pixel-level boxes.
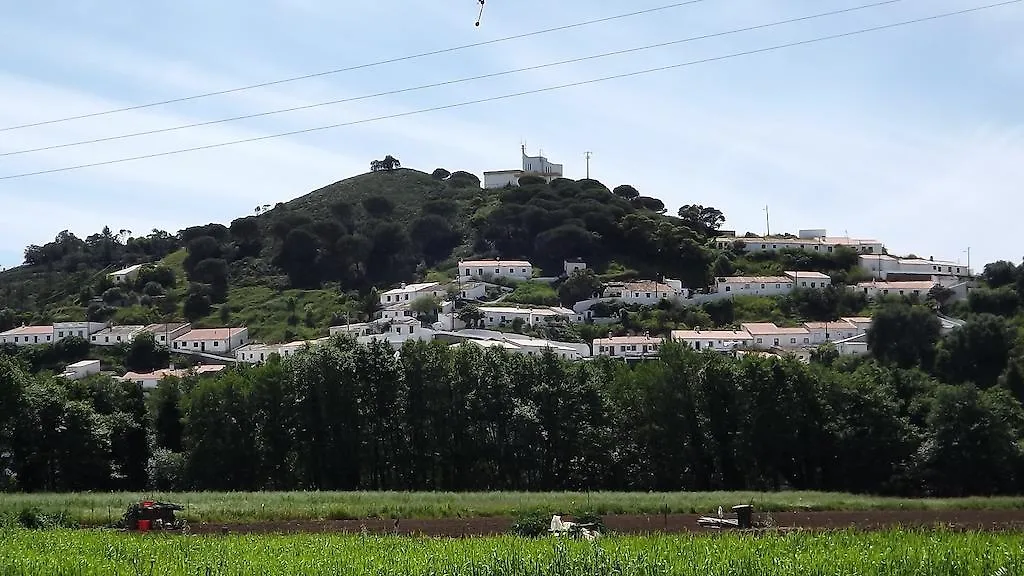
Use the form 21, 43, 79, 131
483, 145, 564, 189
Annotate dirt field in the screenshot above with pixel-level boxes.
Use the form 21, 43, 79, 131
188, 509, 1024, 536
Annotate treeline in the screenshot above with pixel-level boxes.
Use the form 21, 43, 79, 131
3, 322, 1022, 496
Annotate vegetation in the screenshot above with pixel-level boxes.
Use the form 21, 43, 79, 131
1, 529, 1021, 575
4, 304, 1024, 497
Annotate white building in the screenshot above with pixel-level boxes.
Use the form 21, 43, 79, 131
717, 229, 883, 255
357, 318, 435, 349
457, 281, 487, 301
0, 325, 54, 346
787, 270, 832, 290
604, 280, 684, 305
329, 322, 376, 338
856, 280, 936, 300
61, 359, 101, 380
172, 327, 249, 354
448, 330, 590, 361
859, 254, 971, 280
235, 343, 282, 364
459, 259, 533, 282
54, 321, 107, 341
802, 320, 860, 345
834, 333, 869, 356
379, 282, 447, 307
143, 323, 192, 347
484, 145, 564, 189
120, 365, 226, 389
593, 335, 664, 360
715, 275, 793, 297
741, 323, 812, 349
564, 259, 588, 276
477, 305, 577, 327
380, 303, 418, 322
90, 325, 147, 346
841, 317, 873, 336
671, 329, 754, 352
109, 263, 145, 284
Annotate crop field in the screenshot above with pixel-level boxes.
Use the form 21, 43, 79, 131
0, 529, 1021, 576
6, 490, 1024, 527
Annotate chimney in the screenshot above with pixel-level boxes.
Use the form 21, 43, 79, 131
929, 256, 934, 261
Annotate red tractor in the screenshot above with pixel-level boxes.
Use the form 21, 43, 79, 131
116, 501, 189, 533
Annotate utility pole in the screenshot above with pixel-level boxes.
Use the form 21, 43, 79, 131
967, 246, 971, 277
584, 151, 593, 179
764, 205, 771, 237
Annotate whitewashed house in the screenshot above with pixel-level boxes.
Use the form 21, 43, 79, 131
120, 365, 226, 389
459, 259, 533, 282
108, 263, 145, 285
90, 325, 147, 346
594, 335, 664, 360
856, 280, 936, 300
0, 325, 54, 346
564, 259, 588, 276
329, 322, 375, 338
235, 343, 282, 364
380, 303, 417, 321
484, 145, 564, 188
787, 270, 832, 289
61, 359, 101, 380
834, 333, 870, 356
671, 329, 754, 352
604, 280, 684, 305
357, 318, 435, 349
716, 229, 883, 255
741, 323, 812, 349
859, 254, 971, 280
379, 282, 447, 307
715, 275, 793, 297
478, 305, 576, 327
54, 321, 107, 341
453, 332, 590, 361
143, 323, 192, 347
841, 317, 873, 336
172, 327, 249, 354
803, 320, 859, 345
278, 338, 328, 358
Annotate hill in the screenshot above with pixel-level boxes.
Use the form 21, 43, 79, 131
0, 163, 869, 342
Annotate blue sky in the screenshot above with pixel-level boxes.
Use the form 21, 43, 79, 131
0, 0, 1021, 273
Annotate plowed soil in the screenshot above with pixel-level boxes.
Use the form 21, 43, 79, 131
188, 509, 1024, 536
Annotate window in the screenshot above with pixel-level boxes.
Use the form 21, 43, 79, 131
803, 338, 809, 344
790, 338, 796, 344
495, 268, 500, 274
775, 284, 781, 289
214, 341, 219, 347
645, 293, 651, 298
59, 331, 64, 337
811, 282, 816, 288
757, 338, 763, 344
725, 286, 731, 292
761, 284, 765, 289
773, 338, 780, 346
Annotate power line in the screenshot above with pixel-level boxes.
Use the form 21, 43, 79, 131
0, 0, 909, 158
0, 0, 713, 133
0, 0, 1017, 182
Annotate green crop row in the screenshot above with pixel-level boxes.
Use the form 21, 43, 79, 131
6, 490, 1024, 526
0, 529, 1022, 576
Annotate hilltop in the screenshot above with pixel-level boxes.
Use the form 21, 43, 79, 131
0, 163, 870, 342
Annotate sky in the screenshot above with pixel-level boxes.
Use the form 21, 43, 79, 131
0, 0, 1021, 273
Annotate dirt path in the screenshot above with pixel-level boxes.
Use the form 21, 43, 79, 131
187, 509, 1024, 536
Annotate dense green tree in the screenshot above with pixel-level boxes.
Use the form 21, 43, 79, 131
867, 302, 942, 369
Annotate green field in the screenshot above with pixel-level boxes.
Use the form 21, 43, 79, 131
6, 491, 1024, 527
0, 529, 1020, 575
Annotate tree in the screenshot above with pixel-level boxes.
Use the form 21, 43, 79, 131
677, 204, 726, 238
371, 155, 401, 172
409, 214, 461, 265
275, 228, 321, 288
124, 331, 169, 373
711, 254, 735, 278
431, 168, 451, 180
612, 185, 640, 200
935, 314, 1015, 389
183, 236, 222, 276
191, 258, 229, 303
983, 260, 1018, 288
410, 295, 441, 322
229, 216, 263, 259
183, 284, 212, 321
967, 287, 1019, 318
867, 303, 942, 369
558, 269, 603, 307
361, 196, 395, 219
457, 305, 484, 328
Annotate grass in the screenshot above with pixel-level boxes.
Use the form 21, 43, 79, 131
0, 529, 1021, 575
191, 286, 349, 343
6, 491, 1024, 527
504, 281, 560, 306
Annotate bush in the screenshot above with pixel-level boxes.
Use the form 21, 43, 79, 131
2, 507, 75, 530
509, 511, 550, 537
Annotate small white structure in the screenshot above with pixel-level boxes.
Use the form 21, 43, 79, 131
109, 263, 145, 284
277, 338, 328, 358
172, 327, 249, 354
549, 515, 600, 541
0, 325, 54, 346
235, 343, 281, 364
786, 270, 832, 289
53, 321, 107, 341
379, 282, 447, 306
357, 318, 435, 349
457, 281, 487, 301
593, 335, 663, 359
859, 254, 970, 281
484, 145, 564, 189
380, 303, 418, 322
452, 332, 589, 361
841, 316, 873, 336
741, 323, 812, 349
834, 333, 870, 356
856, 280, 936, 300
671, 329, 754, 352
90, 325, 147, 346
61, 359, 101, 380
459, 259, 533, 282
564, 259, 588, 276
329, 322, 376, 338
717, 229, 883, 255
143, 323, 192, 347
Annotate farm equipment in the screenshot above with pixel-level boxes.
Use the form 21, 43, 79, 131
549, 515, 601, 540
115, 501, 189, 533
697, 504, 756, 530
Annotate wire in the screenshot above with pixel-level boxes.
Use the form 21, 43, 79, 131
0, 0, 713, 132
0, 0, 1017, 182
0, 0, 909, 158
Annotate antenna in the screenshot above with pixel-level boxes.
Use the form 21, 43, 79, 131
475, 0, 485, 26
584, 151, 593, 179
